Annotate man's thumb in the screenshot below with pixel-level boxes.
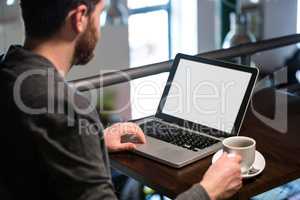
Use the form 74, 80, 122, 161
120, 143, 136, 151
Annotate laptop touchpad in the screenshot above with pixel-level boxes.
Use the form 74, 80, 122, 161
136, 136, 200, 163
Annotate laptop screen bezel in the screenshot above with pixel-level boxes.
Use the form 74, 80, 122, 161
155, 53, 259, 138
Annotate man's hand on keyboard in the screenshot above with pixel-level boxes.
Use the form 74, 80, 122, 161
200, 153, 242, 200
104, 123, 146, 152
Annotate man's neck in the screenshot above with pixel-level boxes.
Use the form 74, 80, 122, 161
24, 37, 74, 77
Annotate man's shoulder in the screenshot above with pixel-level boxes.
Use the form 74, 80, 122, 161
0, 57, 67, 109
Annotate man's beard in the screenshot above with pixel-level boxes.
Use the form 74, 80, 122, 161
72, 21, 98, 66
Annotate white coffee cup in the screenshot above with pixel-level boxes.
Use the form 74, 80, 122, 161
222, 136, 256, 174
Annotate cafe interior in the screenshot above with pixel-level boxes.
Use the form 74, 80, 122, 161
0, 0, 300, 199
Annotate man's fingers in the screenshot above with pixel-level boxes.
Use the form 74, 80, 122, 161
119, 143, 137, 151
122, 123, 146, 144
217, 152, 229, 162
226, 153, 242, 164
132, 128, 146, 144
228, 179, 243, 191
231, 154, 242, 163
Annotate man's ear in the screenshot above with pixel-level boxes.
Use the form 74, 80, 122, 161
70, 4, 89, 34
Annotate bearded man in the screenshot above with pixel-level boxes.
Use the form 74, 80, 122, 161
0, 1, 242, 200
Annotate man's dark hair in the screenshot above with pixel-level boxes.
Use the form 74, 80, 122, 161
20, 0, 101, 39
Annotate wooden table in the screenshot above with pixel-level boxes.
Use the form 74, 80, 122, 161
110, 88, 300, 199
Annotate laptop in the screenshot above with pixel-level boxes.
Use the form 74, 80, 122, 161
130, 53, 259, 168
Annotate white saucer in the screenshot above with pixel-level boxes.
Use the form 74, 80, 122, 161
212, 150, 266, 179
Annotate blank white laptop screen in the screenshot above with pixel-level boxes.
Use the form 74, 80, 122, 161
162, 58, 252, 134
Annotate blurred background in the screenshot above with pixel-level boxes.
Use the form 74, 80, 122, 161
1, 0, 300, 199
0, 0, 299, 123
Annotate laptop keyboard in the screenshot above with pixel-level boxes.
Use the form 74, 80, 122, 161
139, 120, 220, 152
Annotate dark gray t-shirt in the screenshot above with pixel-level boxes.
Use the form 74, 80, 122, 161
0, 45, 210, 200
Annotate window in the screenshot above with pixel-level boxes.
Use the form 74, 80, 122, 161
129, 0, 198, 119
128, 0, 170, 9
128, 0, 171, 67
